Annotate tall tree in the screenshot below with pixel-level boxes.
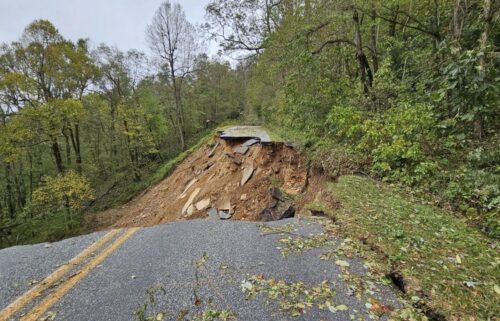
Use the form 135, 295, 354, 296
0, 20, 97, 174
147, 1, 198, 150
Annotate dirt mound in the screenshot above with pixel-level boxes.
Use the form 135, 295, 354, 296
88, 136, 317, 229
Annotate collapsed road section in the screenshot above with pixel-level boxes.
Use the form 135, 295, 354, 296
89, 126, 321, 229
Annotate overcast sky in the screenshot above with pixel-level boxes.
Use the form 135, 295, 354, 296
0, 0, 214, 54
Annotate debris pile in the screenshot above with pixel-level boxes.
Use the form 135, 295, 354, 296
89, 126, 313, 229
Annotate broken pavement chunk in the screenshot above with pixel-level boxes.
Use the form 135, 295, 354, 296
241, 165, 255, 186
186, 204, 195, 216
195, 198, 210, 211
243, 138, 259, 147
181, 187, 201, 215
207, 142, 219, 158
269, 187, 285, 201
278, 206, 295, 220
260, 208, 274, 222
233, 145, 249, 155
218, 199, 232, 210
178, 178, 198, 199
219, 126, 272, 144
208, 208, 218, 219
268, 198, 279, 209
207, 207, 233, 220
218, 209, 232, 220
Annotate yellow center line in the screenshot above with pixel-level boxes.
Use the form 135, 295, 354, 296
20, 227, 140, 321
0, 229, 121, 321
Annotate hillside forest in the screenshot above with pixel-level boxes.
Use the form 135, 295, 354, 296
0, 0, 498, 247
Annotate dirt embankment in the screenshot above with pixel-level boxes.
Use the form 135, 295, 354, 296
88, 136, 330, 230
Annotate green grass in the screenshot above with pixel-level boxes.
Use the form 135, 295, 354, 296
146, 129, 215, 186
262, 123, 310, 144
328, 175, 499, 320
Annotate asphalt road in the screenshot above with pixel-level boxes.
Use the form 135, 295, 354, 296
0, 218, 402, 321
220, 126, 272, 144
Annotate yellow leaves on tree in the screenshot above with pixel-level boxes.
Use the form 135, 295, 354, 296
32, 171, 95, 213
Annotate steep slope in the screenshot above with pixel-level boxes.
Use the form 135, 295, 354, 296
87, 128, 316, 229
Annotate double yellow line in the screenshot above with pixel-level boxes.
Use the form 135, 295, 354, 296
0, 227, 139, 321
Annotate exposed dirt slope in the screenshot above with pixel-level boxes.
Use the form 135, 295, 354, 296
88, 136, 321, 230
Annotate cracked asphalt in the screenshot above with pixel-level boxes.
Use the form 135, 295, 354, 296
0, 218, 402, 320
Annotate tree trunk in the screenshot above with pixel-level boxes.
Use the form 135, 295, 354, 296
479, 0, 493, 60
431, 0, 442, 48
389, 6, 398, 37
110, 105, 117, 162
51, 138, 65, 174
28, 153, 33, 201
452, 0, 465, 42
123, 119, 141, 181
69, 124, 82, 174
63, 130, 72, 166
15, 160, 26, 209
169, 59, 186, 150
353, 9, 373, 95
4, 164, 16, 219
475, 0, 495, 139
370, 4, 379, 74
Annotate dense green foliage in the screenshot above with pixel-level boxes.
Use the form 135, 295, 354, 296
329, 175, 499, 319
0, 16, 245, 247
219, 0, 500, 236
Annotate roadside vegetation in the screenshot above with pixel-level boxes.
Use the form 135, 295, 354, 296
235, 0, 499, 238
264, 124, 499, 319
327, 175, 498, 319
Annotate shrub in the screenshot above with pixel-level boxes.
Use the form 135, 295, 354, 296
32, 171, 95, 226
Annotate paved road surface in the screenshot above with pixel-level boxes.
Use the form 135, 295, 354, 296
0, 219, 401, 321
219, 126, 272, 144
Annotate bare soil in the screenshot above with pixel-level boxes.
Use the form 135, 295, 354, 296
87, 137, 331, 230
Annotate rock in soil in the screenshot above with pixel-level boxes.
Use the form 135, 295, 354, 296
182, 188, 201, 215
233, 145, 249, 155
195, 198, 210, 211
277, 206, 295, 220
218, 209, 232, 220
207, 142, 219, 158
241, 165, 255, 186
243, 138, 260, 146
89, 136, 316, 230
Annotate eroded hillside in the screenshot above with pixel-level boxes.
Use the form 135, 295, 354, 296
87, 127, 328, 230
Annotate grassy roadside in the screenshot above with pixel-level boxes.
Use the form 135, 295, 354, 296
325, 175, 499, 320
